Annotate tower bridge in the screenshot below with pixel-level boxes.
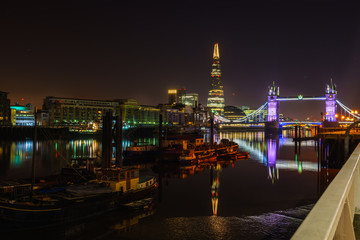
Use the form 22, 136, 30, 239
216, 79, 360, 129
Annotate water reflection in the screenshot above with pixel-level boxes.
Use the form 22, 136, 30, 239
210, 164, 221, 216
0, 130, 344, 239
2, 204, 156, 239
267, 138, 279, 183
10, 141, 33, 168
220, 131, 319, 182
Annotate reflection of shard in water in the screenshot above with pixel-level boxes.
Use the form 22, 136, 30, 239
210, 164, 221, 216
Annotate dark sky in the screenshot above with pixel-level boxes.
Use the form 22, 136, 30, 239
1, 1, 360, 120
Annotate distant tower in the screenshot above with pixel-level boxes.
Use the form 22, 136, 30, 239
267, 82, 280, 122
177, 88, 187, 104
325, 78, 337, 122
207, 43, 225, 116
168, 89, 177, 105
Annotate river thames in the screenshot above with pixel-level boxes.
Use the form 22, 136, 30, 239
0, 130, 338, 239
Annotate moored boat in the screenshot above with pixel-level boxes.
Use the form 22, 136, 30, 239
123, 142, 158, 159
0, 167, 157, 226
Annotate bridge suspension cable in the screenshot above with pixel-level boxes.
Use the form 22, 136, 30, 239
233, 102, 268, 123
336, 100, 360, 120
216, 102, 268, 123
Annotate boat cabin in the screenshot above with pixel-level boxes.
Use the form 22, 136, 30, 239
96, 168, 140, 193
161, 134, 204, 150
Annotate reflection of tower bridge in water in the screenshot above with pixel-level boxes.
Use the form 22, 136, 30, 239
220, 132, 319, 183
216, 79, 360, 129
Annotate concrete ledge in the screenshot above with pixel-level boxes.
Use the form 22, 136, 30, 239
291, 143, 360, 240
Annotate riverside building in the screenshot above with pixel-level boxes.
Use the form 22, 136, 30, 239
43, 97, 159, 128
10, 104, 36, 126
43, 96, 119, 127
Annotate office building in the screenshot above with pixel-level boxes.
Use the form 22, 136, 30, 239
43, 96, 118, 127
10, 104, 36, 126
168, 89, 177, 105
182, 93, 199, 108
224, 106, 246, 121
177, 88, 187, 104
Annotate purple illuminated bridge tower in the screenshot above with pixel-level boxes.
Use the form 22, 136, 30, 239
267, 82, 280, 122
325, 79, 337, 122
265, 82, 280, 132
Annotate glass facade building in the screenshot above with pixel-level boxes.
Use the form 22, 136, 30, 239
182, 93, 198, 108
224, 106, 246, 121
207, 43, 225, 116
10, 104, 36, 126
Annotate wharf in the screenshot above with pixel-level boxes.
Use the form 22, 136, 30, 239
318, 129, 360, 140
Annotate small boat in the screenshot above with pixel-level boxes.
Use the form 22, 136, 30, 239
179, 150, 197, 164
0, 168, 157, 227
123, 141, 158, 159
197, 155, 217, 163
218, 151, 249, 160
122, 197, 154, 210
234, 151, 250, 160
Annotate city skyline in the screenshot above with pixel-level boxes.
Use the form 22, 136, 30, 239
1, 1, 360, 120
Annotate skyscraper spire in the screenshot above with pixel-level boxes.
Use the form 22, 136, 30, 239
207, 43, 225, 116
213, 43, 220, 59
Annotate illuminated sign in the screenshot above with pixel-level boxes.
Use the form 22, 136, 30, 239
168, 90, 177, 94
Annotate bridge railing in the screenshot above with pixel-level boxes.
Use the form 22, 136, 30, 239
291, 143, 360, 240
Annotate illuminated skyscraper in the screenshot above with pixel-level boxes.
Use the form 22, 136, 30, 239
207, 43, 225, 116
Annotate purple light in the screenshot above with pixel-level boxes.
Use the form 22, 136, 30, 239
267, 139, 277, 167
325, 95, 336, 122
267, 98, 278, 121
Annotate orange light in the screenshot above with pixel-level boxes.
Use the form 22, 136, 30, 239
342, 116, 345, 119
335, 114, 338, 118
355, 110, 358, 114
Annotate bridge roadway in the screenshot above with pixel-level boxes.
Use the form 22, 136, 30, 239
218, 121, 322, 129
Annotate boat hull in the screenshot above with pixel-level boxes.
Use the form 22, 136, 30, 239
0, 184, 157, 227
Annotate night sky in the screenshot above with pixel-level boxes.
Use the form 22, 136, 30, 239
1, 1, 360, 120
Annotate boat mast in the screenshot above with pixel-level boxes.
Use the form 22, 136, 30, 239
115, 108, 123, 168
30, 107, 37, 200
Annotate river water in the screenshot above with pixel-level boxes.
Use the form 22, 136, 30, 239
0, 130, 338, 239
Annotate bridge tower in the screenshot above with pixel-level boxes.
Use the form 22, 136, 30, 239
325, 79, 337, 122
267, 82, 280, 122
265, 82, 280, 135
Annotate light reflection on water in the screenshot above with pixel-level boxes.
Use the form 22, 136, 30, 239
0, 130, 337, 239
